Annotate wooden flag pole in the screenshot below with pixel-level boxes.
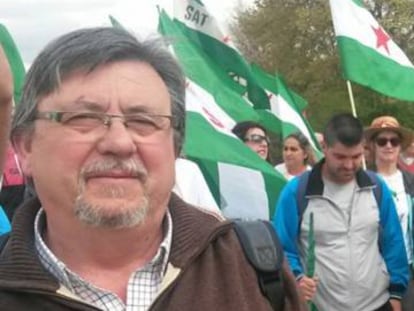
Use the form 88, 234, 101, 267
346, 80, 366, 170
346, 80, 357, 117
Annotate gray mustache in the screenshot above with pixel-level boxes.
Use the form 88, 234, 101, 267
81, 158, 148, 180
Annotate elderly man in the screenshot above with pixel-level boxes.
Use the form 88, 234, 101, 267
0, 27, 302, 310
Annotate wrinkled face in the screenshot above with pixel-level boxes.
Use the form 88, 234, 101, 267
15, 61, 176, 229
374, 130, 401, 165
322, 141, 364, 184
244, 127, 269, 160
283, 137, 307, 169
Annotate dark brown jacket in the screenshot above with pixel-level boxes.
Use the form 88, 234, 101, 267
0, 194, 303, 310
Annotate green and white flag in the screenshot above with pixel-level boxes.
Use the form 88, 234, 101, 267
251, 64, 321, 155
172, 0, 270, 109
330, 0, 414, 101
159, 9, 260, 124
109, 15, 126, 30
185, 80, 285, 218
172, 0, 320, 152
159, 10, 286, 218
0, 24, 25, 104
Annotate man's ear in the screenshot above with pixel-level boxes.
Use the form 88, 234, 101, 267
321, 140, 327, 153
11, 133, 33, 176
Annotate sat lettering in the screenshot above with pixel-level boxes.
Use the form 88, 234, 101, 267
185, 5, 209, 26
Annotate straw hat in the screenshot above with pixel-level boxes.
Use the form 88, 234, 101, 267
364, 116, 413, 149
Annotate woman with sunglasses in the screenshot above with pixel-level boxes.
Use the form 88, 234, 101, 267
365, 115, 414, 311
275, 132, 316, 180
232, 121, 271, 162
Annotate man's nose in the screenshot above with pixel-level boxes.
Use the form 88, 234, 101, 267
96, 120, 137, 157
343, 159, 354, 169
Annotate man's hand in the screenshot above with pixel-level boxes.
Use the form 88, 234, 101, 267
297, 275, 318, 301
0, 45, 13, 105
390, 299, 401, 311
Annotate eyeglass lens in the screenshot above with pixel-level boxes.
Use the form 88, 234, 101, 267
245, 134, 269, 144
375, 137, 401, 147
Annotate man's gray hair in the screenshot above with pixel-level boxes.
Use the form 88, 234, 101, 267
11, 27, 186, 153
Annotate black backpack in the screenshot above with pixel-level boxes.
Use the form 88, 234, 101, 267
233, 220, 285, 310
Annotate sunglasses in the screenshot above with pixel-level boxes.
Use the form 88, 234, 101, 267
244, 134, 270, 145
375, 137, 401, 147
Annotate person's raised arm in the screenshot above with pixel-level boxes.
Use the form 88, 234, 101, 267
0, 45, 13, 175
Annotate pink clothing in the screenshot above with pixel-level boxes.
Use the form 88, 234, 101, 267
398, 157, 414, 175
2, 145, 24, 186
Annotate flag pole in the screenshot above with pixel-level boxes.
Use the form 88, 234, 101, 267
345, 80, 367, 169
346, 80, 357, 117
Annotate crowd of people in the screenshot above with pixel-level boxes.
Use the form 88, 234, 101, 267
0, 26, 414, 311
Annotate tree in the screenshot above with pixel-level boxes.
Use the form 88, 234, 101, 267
231, 0, 414, 130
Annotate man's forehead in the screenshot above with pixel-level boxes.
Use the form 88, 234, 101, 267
375, 130, 400, 138
327, 142, 363, 155
38, 61, 170, 109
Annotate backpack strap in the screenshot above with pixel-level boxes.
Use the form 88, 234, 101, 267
364, 170, 382, 207
296, 171, 311, 226
363, 170, 385, 252
233, 220, 285, 311
296, 170, 382, 217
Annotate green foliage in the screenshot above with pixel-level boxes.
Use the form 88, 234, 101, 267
231, 0, 414, 131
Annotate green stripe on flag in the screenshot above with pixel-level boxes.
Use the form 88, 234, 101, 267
158, 9, 261, 123
109, 15, 126, 30
251, 65, 321, 156
330, 0, 414, 101
337, 36, 414, 101
172, 0, 270, 109
350, 0, 364, 7
184, 110, 285, 216
0, 24, 25, 104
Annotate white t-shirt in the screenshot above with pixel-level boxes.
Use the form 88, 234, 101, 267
274, 163, 311, 181
173, 158, 222, 215
381, 170, 412, 263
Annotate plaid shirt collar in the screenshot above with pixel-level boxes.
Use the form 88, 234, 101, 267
34, 207, 172, 311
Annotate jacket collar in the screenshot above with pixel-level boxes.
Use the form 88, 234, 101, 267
167, 193, 231, 267
0, 197, 58, 291
0, 193, 229, 291
306, 159, 377, 196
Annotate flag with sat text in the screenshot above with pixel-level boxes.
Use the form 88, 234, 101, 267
172, 0, 270, 109
329, 0, 414, 101
172, 0, 320, 152
158, 10, 286, 219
